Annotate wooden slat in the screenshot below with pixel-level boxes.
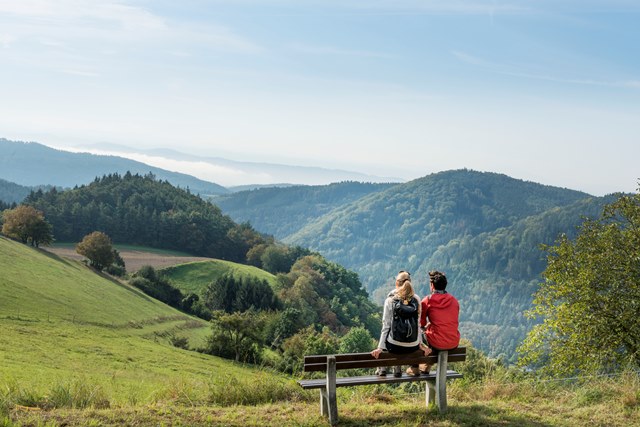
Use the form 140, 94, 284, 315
298, 371, 463, 390
304, 347, 466, 365
303, 347, 467, 372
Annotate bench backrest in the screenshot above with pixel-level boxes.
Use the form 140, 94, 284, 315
303, 347, 466, 372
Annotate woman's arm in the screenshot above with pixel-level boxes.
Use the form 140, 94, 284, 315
376, 297, 392, 351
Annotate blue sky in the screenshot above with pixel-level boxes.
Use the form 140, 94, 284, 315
1, 1, 639, 194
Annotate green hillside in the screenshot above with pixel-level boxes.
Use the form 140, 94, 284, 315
0, 236, 195, 326
213, 181, 395, 238
159, 259, 278, 295
205, 170, 605, 360
0, 236, 301, 409
285, 170, 591, 281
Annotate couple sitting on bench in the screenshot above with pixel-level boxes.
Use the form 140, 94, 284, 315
371, 270, 460, 377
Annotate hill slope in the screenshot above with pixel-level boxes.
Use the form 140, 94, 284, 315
285, 170, 591, 278
160, 259, 278, 296
0, 138, 229, 196
0, 178, 32, 204
213, 181, 395, 238
0, 236, 300, 408
275, 170, 602, 360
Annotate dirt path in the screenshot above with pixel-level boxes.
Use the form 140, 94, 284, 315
44, 247, 210, 272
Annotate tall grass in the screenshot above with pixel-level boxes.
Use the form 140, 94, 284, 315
1, 372, 310, 414
0, 379, 109, 411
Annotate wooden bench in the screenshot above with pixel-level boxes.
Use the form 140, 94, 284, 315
297, 346, 466, 425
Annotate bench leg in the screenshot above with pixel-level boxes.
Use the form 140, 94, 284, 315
426, 380, 436, 408
436, 350, 448, 413
326, 355, 338, 425
320, 389, 328, 416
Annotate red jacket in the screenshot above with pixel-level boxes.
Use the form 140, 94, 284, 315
420, 292, 460, 350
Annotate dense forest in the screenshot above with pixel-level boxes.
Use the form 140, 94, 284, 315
0, 178, 54, 205
212, 181, 395, 238
23, 173, 253, 261
216, 169, 610, 361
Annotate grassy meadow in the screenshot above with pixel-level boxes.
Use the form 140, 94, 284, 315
2, 236, 639, 426
159, 259, 278, 295
0, 237, 304, 418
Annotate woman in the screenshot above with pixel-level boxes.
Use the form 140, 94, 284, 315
371, 271, 427, 377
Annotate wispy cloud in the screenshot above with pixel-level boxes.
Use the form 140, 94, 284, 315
452, 50, 640, 90
0, 0, 261, 53
289, 43, 393, 58
205, 0, 530, 15
0, 0, 166, 30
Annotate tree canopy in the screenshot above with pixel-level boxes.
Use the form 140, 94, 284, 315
24, 172, 266, 262
1, 205, 53, 247
518, 189, 640, 375
76, 231, 115, 271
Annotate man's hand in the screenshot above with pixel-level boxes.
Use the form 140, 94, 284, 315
371, 348, 383, 359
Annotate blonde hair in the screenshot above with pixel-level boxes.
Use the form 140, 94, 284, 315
396, 279, 414, 302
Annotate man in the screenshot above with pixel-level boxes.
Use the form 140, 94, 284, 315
419, 270, 460, 374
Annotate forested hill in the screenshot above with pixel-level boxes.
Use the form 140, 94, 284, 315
218, 169, 605, 361
24, 173, 262, 262
0, 178, 51, 205
212, 181, 396, 238
0, 138, 229, 196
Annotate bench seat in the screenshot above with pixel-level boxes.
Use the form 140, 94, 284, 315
298, 370, 464, 389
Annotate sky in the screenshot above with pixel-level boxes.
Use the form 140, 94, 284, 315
1, 0, 639, 195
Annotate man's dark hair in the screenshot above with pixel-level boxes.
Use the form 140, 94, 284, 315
429, 270, 447, 291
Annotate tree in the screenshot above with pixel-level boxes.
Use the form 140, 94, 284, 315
518, 189, 640, 375
203, 274, 280, 313
76, 231, 115, 271
206, 310, 265, 363
129, 265, 184, 308
1, 205, 53, 247
338, 326, 374, 354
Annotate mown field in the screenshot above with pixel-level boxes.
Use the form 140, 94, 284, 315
160, 259, 278, 295
44, 243, 210, 273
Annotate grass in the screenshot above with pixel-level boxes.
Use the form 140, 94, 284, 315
0, 236, 302, 417
0, 238, 196, 327
4, 373, 639, 426
2, 236, 639, 426
160, 259, 279, 295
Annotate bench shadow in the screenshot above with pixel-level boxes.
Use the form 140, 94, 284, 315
336, 404, 555, 427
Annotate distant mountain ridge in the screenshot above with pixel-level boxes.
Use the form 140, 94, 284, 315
0, 178, 41, 204
77, 143, 404, 186
0, 138, 229, 196
213, 181, 397, 238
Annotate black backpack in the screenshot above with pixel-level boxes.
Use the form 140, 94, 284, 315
391, 297, 419, 343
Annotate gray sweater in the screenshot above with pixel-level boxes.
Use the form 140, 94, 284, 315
377, 289, 422, 350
